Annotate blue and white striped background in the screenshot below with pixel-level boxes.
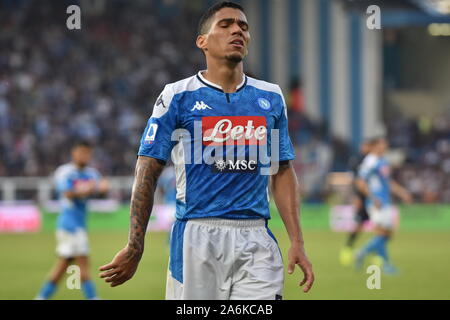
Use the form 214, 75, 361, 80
242, 0, 383, 150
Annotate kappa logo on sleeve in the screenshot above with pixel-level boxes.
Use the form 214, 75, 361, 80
156, 95, 166, 108
144, 123, 158, 144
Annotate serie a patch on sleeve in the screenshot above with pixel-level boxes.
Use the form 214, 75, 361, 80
144, 123, 158, 144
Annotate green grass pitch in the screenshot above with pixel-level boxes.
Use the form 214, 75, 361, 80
1, 204, 449, 300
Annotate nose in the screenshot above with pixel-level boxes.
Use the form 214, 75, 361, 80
230, 22, 244, 36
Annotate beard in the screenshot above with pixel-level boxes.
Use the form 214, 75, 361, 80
225, 53, 243, 63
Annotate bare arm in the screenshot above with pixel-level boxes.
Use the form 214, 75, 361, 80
64, 179, 110, 199
128, 156, 164, 259
391, 180, 412, 203
99, 156, 164, 287
357, 177, 412, 205
64, 184, 96, 199
64, 190, 92, 199
270, 162, 314, 293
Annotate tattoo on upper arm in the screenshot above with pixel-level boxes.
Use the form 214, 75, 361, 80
127, 156, 164, 260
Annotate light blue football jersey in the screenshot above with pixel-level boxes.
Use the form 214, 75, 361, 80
54, 163, 101, 232
359, 154, 392, 208
138, 72, 295, 220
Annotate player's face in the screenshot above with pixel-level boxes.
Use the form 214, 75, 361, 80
374, 139, 388, 155
360, 142, 371, 155
379, 139, 388, 154
71, 146, 92, 167
197, 8, 250, 63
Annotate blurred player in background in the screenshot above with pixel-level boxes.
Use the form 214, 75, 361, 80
36, 141, 109, 300
355, 137, 412, 274
151, 165, 176, 232
100, 1, 314, 299
340, 140, 372, 266
159, 165, 177, 206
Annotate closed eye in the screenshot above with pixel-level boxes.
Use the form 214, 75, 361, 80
238, 21, 249, 31
217, 18, 249, 31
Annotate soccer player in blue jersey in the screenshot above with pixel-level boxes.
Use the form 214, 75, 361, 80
36, 141, 109, 300
340, 140, 372, 266
100, 1, 314, 299
355, 137, 412, 274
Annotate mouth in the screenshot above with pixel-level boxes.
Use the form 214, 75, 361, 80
229, 39, 244, 48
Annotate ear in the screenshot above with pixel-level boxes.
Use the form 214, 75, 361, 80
196, 34, 208, 52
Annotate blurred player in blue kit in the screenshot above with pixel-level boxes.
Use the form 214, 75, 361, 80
340, 140, 371, 266
36, 141, 109, 300
100, 1, 314, 299
354, 137, 412, 274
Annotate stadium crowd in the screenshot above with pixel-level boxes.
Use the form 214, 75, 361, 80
0, 1, 203, 176
388, 114, 450, 203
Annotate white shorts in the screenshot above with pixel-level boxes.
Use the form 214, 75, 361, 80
56, 228, 89, 258
368, 205, 394, 229
165, 218, 284, 300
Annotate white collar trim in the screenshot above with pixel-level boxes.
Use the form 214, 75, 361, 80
197, 70, 246, 92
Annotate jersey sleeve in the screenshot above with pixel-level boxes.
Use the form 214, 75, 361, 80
274, 87, 295, 162
138, 84, 178, 162
88, 168, 101, 182
55, 170, 74, 194
358, 157, 375, 180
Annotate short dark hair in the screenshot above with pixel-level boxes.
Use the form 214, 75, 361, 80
198, 1, 245, 35
72, 140, 92, 150
367, 136, 386, 146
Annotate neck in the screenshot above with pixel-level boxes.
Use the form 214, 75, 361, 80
372, 151, 382, 157
202, 58, 244, 93
74, 162, 85, 170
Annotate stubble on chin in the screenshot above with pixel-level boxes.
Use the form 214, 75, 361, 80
225, 53, 243, 63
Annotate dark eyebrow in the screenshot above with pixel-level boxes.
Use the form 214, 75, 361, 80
217, 18, 249, 29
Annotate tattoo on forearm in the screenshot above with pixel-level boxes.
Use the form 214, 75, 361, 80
127, 157, 164, 261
